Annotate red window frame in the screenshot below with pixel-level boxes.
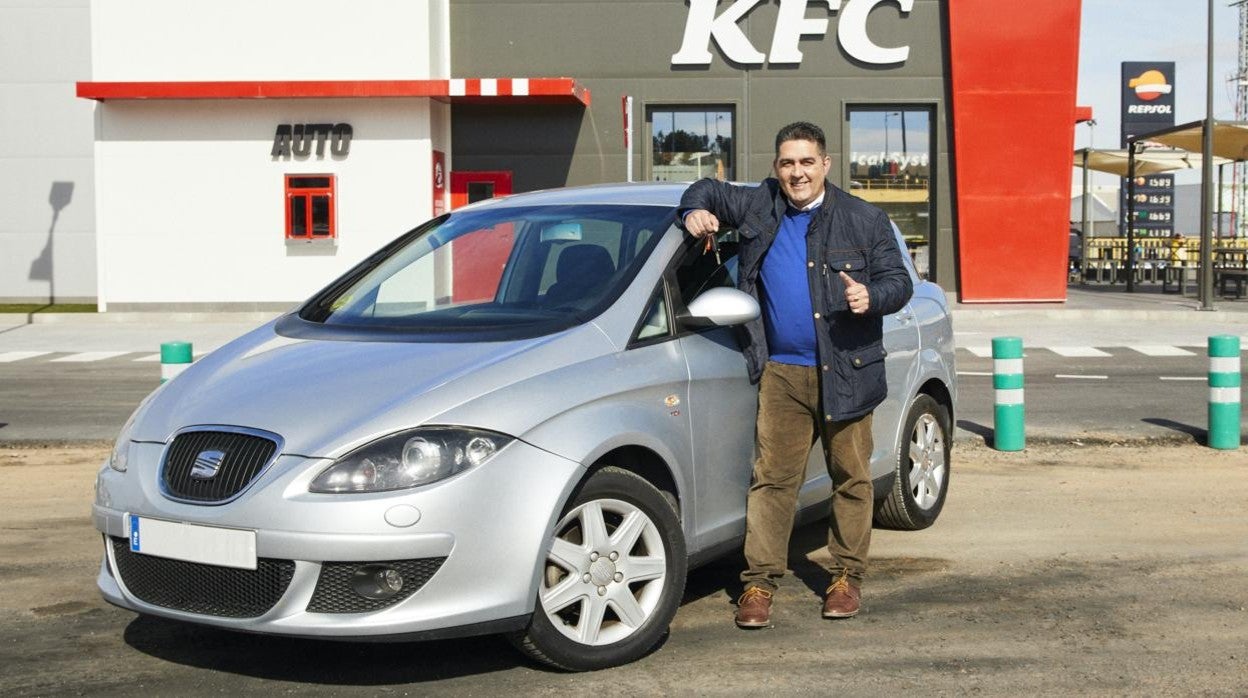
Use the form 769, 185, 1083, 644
285, 174, 337, 240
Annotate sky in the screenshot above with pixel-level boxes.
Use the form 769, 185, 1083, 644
1076, 0, 1241, 187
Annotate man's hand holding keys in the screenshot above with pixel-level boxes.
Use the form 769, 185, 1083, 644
683, 209, 720, 238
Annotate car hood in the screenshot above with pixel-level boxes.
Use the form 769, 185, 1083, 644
130, 319, 617, 457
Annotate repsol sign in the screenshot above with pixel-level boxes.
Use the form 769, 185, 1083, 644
272, 123, 353, 158
671, 0, 913, 67
1126, 104, 1172, 115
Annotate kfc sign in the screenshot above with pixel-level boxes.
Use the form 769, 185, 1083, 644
672, 0, 913, 67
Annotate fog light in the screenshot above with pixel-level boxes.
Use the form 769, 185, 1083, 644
351, 565, 404, 600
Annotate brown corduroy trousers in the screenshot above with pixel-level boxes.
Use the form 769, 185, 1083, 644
741, 361, 874, 591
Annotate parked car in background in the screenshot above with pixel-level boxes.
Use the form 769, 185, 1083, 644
92, 183, 957, 671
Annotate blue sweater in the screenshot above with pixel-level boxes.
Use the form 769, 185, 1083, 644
759, 207, 817, 366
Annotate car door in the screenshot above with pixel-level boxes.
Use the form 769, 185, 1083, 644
665, 233, 758, 551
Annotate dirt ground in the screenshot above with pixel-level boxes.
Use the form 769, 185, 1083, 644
1, 442, 1245, 695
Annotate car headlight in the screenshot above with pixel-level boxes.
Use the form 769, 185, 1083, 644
108, 406, 141, 472
108, 387, 164, 473
309, 427, 513, 493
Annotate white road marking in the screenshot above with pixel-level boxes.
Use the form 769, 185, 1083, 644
1049, 346, 1112, 358
1129, 345, 1195, 357
965, 346, 993, 357
49, 351, 131, 363
1055, 374, 1108, 380
0, 351, 51, 362
956, 371, 993, 376
133, 354, 162, 362
1159, 376, 1205, 381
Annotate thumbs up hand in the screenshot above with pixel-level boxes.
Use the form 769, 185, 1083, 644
840, 271, 870, 315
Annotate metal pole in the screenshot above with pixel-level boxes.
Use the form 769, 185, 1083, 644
1200, 0, 1216, 309
1127, 144, 1137, 292
1219, 162, 1226, 238
624, 96, 634, 183
1081, 149, 1091, 282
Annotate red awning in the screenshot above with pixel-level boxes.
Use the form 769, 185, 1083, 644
76, 78, 590, 106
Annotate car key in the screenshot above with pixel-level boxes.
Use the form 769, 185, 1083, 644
704, 234, 721, 265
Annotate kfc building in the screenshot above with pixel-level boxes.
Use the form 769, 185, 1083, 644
77, 0, 1082, 309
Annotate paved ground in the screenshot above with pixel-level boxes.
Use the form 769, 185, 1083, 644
2, 441, 1244, 694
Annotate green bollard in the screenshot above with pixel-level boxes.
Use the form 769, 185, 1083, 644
1207, 335, 1241, 450
992, 336, 1025, 451
160, 341, 193, 384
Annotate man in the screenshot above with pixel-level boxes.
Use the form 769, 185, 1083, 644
680, 121, 913, 628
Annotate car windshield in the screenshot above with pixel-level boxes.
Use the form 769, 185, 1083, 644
295, 204, 674, 341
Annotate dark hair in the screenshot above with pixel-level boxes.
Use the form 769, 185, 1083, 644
774, 121, 826, 156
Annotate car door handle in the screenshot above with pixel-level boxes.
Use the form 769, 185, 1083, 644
895, 310, 913, 325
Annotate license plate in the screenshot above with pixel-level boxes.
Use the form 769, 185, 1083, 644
126, 514, 257, 570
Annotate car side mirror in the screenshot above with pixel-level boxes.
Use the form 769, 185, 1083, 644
680, 287, 760, 328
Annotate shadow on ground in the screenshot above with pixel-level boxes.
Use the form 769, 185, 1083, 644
1141, 417, 1206, 444
123, 616, 533, 684
956, 419, 993, 446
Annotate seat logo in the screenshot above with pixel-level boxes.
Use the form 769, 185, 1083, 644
190, 450, 226, 480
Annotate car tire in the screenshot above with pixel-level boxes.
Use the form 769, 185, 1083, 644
509, 466, 687, 671
875, 394, 950, 531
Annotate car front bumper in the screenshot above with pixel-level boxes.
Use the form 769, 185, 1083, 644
92, 438, 583, 638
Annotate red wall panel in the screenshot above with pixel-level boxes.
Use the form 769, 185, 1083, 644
947, 1, 1082, 302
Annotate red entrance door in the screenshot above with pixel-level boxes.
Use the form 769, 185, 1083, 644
449, 171, 513, 302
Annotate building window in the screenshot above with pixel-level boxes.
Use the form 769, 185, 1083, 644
648, 106, 734, 182
285, 174, 336, 239
847, 106, 934, 277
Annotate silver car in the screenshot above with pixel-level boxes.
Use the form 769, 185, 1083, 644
93, 183, 956, 671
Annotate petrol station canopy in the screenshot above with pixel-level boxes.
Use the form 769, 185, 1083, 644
1072, 146, 1230, 177
1142, 120, 1248, 162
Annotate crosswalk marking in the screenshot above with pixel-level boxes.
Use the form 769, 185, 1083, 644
133, 354, 163, 362
1129, 345, 1196, 357
1048, 346, 1113, 358
49, 351, 131, 363
966, 346, 993, 357
0, 351, 51, 363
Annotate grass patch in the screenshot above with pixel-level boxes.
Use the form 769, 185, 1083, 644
0, 303, 97, 314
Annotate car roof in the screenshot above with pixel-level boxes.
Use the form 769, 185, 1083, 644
459, 182, 692, 211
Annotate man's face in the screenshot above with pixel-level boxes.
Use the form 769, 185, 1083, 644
773, 138, 831, 209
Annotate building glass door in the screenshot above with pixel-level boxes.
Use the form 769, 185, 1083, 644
846, 106, 934, 277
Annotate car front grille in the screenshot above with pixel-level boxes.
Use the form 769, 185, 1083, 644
109, 536, 295, 618
161, 429, 279, 503
306, 558, 447, 613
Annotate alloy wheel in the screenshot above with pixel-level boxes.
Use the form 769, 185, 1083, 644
540, 498, 667, 646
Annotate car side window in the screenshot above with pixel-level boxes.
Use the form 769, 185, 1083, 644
634, 290, 670, 341
674, 229, 740, 309
629, 229, 740, 347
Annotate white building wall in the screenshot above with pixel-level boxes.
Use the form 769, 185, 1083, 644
90, 0, 440, 81
0, 0, 97, 303
95, 99, 437, 308
87, 0, 453, 309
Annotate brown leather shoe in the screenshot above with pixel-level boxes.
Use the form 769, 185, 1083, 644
734, 586, 774, 628
822, 571, 860, 618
